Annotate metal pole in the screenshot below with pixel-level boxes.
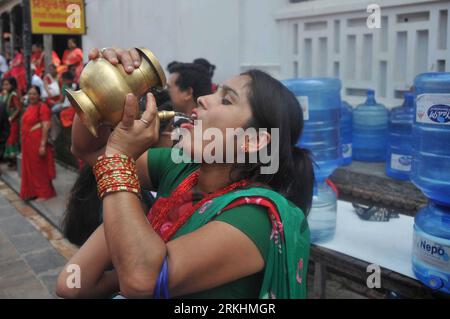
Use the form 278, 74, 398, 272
22, 0, 32, 90
9, 9, 14, 59
0, 16, 3, 56
43, 34, 52, 73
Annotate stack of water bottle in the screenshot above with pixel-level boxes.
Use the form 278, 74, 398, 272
410, 73, 450, 294
283, 78, 341, 244
284, 72, 450, 294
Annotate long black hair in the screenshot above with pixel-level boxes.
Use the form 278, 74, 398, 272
234, 70, 314, 215
61, 165, 102, 246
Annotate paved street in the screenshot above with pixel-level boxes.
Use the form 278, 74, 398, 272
0, 166, 77, 299
1, 160, 79, 230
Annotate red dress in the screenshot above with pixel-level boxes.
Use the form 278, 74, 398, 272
20, 102, 56, 200
7, 53, 27, 95
31, 52, 44, 77
60, 48, 83, 81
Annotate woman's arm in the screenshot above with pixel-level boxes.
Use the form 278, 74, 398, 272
56, 225, 120, 299
41, 121, 51, 145
103, 192, 166, 298
103, 190, 265, 298
38, 121, 51, 157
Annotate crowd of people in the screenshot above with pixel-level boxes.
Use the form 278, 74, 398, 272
0, 38, 83, 202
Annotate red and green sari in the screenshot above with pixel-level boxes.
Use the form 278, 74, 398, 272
147, 148, 310, 299
2, 92, 21, 160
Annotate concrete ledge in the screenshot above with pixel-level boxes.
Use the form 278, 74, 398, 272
0, 162, 78, 232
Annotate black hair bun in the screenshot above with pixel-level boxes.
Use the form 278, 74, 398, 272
193, 58, 216, 78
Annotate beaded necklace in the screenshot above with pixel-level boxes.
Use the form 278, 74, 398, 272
148, 171, 249, 242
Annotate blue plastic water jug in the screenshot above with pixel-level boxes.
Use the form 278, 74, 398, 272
282, 78, 341, 182
411, 72, 450, 206
386, 93, 415, 180
353, 90, 389, 162
412, 203, 450, 294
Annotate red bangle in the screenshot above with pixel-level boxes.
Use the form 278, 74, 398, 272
94, 154, 141, 200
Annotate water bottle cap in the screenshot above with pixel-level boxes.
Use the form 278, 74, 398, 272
367, 89, 375, 96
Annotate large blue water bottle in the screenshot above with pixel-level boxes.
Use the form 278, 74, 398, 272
340, 101, 353, 166
411, 72, 450, 294
282, 78, 341, 181
412, 203, 450, 294
386, 93, 415, 180
411, 73, 450, 205
282, 78, 341, 243
353, 90, 389, 162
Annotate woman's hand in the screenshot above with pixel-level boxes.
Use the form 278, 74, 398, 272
88, 47, 141, 74
105, 92, 160, 160
38, 145, 46, 157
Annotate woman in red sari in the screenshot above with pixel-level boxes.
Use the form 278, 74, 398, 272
31, 43, 62, 78
6, 48, 27, 95
20, 86, 56, 201
59, 38, 83, 82
1, 77, 21, 169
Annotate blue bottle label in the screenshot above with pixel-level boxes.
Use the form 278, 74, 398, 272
416, 94, 450, 125
342, 143, 352, 159
296, 96, 309, 121
390, 154, 412, 172
413, 232, 450, 271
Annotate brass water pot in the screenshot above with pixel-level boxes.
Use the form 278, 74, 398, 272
66, 48, 167, 137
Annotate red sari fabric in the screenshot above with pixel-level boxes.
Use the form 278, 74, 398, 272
61, 48, 83, 81
8, 53, 27, 94
20, 102, 56, 200
32, 51, 62, 77
60, 106, 76, 127
31, 52, 44, 77
5, 94, 20, 147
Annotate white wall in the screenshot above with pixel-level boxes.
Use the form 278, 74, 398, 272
239, 0, 285, 77
276, 0, 450, 107
83, 0, 284, 84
